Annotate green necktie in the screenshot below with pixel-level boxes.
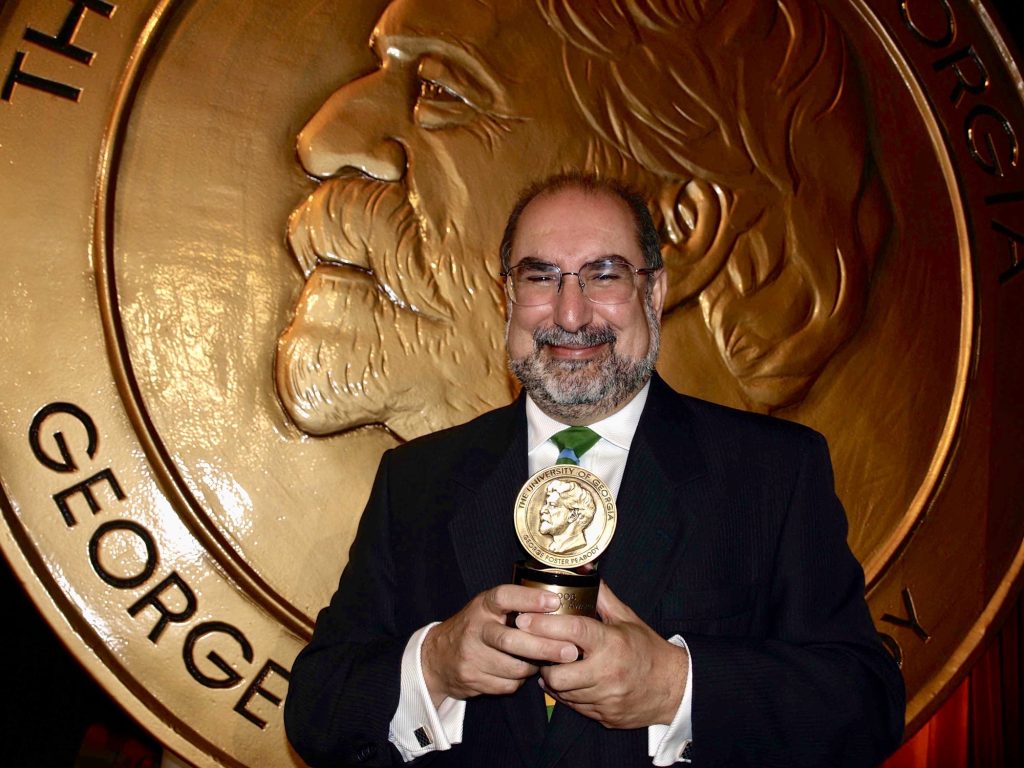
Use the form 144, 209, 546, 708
551, 426, 600, 466
545, 426, 600, 721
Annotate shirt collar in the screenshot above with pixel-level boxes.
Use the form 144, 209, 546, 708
525, 379, 651, 453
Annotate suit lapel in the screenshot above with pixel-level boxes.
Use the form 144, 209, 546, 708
447, 397, 547, 762
448, 400, 527, 599
600, 375, 709, 621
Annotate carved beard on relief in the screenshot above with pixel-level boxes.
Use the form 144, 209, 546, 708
275, 177, 511, 441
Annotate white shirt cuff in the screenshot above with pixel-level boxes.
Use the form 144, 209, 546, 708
388, 622, 466, 761
648, 635, 693, 765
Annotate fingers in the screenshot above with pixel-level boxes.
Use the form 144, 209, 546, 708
483, 585, 576, 662
483, 584, 561, 617
423, 585, 574, 703
515, 611, 601, 655
471, 644, 538, 685
539, 657, 598, 698
443, 650, 536, 700
482, 620, 578, 665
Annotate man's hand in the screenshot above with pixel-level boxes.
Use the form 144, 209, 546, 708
516, 580, 688, 729
421, 585, 581, 708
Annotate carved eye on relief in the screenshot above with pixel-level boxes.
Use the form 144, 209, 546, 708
419, 78, 460, 102
414, 57, 483, 130
415, 77, 476, 129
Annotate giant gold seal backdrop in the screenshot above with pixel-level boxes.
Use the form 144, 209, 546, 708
115, 0, 964, 615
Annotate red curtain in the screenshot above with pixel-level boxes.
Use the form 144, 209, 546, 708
883, 592, 1023, 768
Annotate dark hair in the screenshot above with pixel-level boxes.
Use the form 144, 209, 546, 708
499, 172, 662, 272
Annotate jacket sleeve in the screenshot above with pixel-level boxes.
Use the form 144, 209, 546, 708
684, 432, 905, 767
284, 450, 410, 767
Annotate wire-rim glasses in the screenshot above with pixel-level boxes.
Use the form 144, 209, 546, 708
501, 259, 659, 306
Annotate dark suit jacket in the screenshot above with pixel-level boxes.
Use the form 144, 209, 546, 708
284, 375, 905, 767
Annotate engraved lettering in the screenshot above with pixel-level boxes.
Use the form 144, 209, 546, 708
2, 50, 81, 102
965, 104, 1018, 176
89, 519, 157, 589
901, 0, 1024, 288
933, 45, 988, 107
2, 0, 117, 103
28, 401, 98, 473
23, 403, 295, 736
881, 587, 931, 642
183, 621, 254, 689
994, 221, 1024, 284
900, 0, 955, 48
553, 591, 596, 613
53, 467, 126, 527
23, 0, 116, 65
233, 659, 290, 729
127, 572, 198, 643
878, 632, 904, 668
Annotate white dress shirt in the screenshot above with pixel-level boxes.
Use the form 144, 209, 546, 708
389, 382, 693, 764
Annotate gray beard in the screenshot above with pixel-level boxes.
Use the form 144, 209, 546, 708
508, 301, 661, 423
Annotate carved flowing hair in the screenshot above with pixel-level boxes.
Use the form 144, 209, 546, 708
546, 480, 597, 527
540, 0, 891, 409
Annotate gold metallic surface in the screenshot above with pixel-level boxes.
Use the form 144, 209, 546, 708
517, 576, 599, 620
1, 0, 1023, 765
514, 465, 616, 570
508, 562, 601, 624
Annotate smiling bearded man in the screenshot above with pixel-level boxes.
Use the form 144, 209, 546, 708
503, 175, 664, 425
284, 173, 905, 768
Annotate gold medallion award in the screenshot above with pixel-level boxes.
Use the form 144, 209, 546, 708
1, 0, 1023, 765
511, 465, 616, 619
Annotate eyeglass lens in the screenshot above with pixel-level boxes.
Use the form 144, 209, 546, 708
508, 261, 640, 306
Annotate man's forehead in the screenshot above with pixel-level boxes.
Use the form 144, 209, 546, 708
524, 186, 631, 218
512, 188, 640, 260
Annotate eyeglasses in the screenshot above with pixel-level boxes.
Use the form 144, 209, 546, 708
501, 259, 659, 306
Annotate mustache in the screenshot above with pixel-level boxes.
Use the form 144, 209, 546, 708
287, 177, 414, 276
287, 177, 451, 318
533, 325, 617, 350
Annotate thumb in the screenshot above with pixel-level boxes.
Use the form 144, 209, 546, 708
596, 580, 634, 623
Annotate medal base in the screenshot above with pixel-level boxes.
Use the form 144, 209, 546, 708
507, 560, 599, 627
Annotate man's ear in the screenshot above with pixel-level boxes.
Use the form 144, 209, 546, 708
657, 179, 737, 312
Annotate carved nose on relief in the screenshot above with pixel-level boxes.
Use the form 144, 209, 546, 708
296, 113, 404, 180
297, 75, 408, 182
297, 126, 407, 182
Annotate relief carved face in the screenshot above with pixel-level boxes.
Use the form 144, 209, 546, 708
276, 0, 596, 439
276, 0, 890, 439
538, 480, 595, 554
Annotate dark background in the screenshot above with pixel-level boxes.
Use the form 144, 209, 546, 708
0, 552, 160, 767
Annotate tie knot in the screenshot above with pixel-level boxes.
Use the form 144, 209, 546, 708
551, 426, 601, 465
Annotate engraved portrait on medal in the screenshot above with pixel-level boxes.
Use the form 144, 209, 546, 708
537, 480, 594, 555
514, 466, 616, 570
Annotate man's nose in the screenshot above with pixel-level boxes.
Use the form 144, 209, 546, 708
297, 70, 407, 181
552, 274, 593, 332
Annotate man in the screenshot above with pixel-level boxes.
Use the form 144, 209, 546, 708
538, 481, 597, 555
276, 0, 890, 442
284, 174, 905, 767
